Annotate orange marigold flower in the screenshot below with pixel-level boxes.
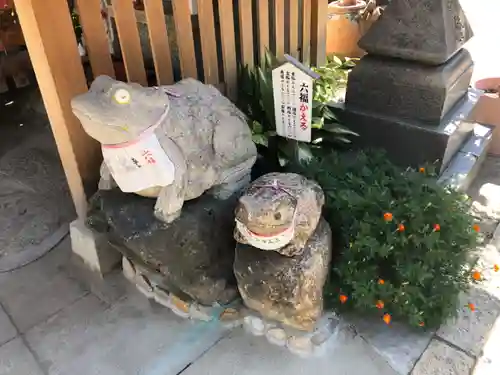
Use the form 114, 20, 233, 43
494, 264, 499, 273
376, 300, 384, 309
398, 224, 405, 232
468, 303, 476, 312
418, 322, 425, 327
473, 224, 480, 232
419, 167, 425, 173
339, 294, 348, 304
472, 271, 481, 281
433, 224, 441, 232
383, 212, 393, 222
383, 313, 391, 325
378, 279, 385, 285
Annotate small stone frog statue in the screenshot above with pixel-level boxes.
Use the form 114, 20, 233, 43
234, 172, 325, 257
233, 172, 333, 336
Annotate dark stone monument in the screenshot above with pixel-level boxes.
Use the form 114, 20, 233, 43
339, 0, 492, 180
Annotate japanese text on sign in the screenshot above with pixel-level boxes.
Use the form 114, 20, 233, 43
272, 57, 316, 143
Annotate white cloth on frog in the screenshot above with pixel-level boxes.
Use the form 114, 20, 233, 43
102, 133, 175, 193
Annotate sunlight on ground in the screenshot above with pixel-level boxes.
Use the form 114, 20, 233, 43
473, 316, 500, 374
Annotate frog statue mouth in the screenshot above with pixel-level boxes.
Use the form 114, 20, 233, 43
234, 212, 294, 237
234, 186, 297, 238
234, 205, 296, 251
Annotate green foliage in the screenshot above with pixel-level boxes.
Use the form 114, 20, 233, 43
237, 51, 358, 168
312, 54, 355, 104
71, 11, 83, 43
290, 150, 479, 328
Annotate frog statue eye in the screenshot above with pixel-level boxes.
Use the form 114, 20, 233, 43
113, 88, 131, 105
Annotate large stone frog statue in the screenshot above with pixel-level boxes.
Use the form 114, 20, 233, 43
71, 75, 257, 223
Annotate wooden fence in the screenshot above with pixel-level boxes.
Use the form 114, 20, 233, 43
78, 0, 327, 99
12, 0, 328, 217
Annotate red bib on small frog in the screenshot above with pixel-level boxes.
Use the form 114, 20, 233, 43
235, 220, 295, 250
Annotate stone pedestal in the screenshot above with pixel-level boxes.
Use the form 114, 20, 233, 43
70, 219, 121, 278
338, 89, 479, 173
234, 218, 332, 331
70, 218, 124, 303
85, 189, 239, 307
345, 49, 474, 124
341, 0, 493, 176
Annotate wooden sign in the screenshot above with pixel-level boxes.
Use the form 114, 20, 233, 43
272, 54, 319, 143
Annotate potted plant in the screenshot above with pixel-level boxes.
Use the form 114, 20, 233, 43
326, 0, 382, 58
471, 77, 500, 155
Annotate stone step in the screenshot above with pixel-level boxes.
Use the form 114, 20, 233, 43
438, 123, 493, 191
347, 315, 435, 375
180, 327, 399, 375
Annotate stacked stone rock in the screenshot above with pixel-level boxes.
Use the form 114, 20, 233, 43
343, 0, 478, 174
233, 173, 336, 356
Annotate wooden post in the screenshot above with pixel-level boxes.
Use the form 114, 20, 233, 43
274, 0, 284, 58
257, 0, 270, 64
172, 0, 198, 79
301, 0, 312, 65
143, 0, 174, 85
112, 0, 148, 85
13, 0, 101, 218
218, 0, 237, 100
239, 0, 254, 69
76, 0, 115, 78
197, 0, 219, 85
289, 0, 299, 58
311, 0, 327, 67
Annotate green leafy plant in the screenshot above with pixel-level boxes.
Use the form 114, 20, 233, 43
71, 11, 83, 44
312, 54, 354, 104
290, 150, 479, 328
237, 51, 358, 168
